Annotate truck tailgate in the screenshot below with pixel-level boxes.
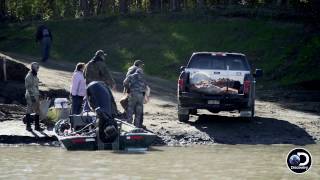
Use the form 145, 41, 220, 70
186, 69, 250, 95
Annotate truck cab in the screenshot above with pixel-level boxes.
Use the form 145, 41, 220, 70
177, 52, 262, 122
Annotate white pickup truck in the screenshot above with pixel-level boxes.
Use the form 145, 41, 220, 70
177, 52, 262, 122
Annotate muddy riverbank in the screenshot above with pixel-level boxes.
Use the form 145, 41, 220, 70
0, 52, 319, 147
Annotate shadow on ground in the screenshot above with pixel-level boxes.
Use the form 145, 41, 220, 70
190, 114, 315, 145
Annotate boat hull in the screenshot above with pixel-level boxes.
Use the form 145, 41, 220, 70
57, 133, 157, 151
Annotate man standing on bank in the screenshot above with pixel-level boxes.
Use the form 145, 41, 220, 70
123, 66, 147, 128
24, 62, 43, 131
83, 50, 116, 89
83, 50, 117, 113
36, 24, 52, 62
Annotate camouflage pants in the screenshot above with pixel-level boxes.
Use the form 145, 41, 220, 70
127, 93, 144, 128
25, 95, 40, 114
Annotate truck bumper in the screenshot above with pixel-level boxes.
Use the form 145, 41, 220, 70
178, 92, 250, 111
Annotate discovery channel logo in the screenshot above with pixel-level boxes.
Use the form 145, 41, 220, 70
287, 148, 312, 174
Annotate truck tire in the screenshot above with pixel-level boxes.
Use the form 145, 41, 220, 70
178, 105, 190, 122
178, 113, 189, 122
239, 104, 255, 121
190, 109, 197, 115
244, 105, 255, 121
251, 103, 255, 117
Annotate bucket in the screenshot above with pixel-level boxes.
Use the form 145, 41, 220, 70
54, 98, 68, 108
47, 98, 70, 122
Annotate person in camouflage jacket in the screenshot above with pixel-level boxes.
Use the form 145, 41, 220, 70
24, 62, 43, 131
123, 68, 147, 128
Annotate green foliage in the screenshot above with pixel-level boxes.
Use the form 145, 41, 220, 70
1, 0, 319, 21
280, 36, 320, 85
1, 16, 318, 89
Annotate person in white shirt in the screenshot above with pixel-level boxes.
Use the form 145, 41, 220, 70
70, 63, 86, 114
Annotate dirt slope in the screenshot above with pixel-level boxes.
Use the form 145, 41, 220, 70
0, 52, 319, 146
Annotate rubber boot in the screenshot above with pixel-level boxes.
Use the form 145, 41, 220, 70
34, 115, 44, 131
25, 114, 32, 131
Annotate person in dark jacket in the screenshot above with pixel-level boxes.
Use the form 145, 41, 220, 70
36, 25, 52, 62
82, 50, 117, 113
83, 50, 115, 89
86, 81, 118, 143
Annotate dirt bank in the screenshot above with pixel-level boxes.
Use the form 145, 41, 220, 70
0, 52, 319, 146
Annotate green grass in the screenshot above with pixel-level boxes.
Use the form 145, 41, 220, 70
0, 16, 319, 88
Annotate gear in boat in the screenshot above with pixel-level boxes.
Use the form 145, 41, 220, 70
54, 81, 156, 151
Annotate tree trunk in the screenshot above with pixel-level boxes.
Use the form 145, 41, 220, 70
170, 0, 181, 11
97, 0, 108, 15
136, 0, 142, 10
0, 0, 6, 19
197, 0, 204, 9
88, 0, 95, 15
64, 1, 74, 18
119, 0, 129, 14
80, 0, 90, 16
150, 0, 161, 13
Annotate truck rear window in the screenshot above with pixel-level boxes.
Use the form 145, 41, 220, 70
187, 54, 250, 70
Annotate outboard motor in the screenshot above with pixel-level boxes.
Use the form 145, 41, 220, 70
86, 81, 118, 143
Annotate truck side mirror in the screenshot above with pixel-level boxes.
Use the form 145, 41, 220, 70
180, 66, 186, 71
254, 69, 263, 78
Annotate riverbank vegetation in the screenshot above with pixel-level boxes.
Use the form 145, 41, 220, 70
0, 0, 319, 89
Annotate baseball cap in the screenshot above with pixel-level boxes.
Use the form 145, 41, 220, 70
95, 50, 107, 57
134, 60, 144, 66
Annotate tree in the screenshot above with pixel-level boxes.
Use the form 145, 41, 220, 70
0, 0, 6, 19
170, 0, 181, 11
197, 0, 205, 9
88, 0, 95, 15
97, 0, 108, 15
80, 0, 90, 16
150, 0, 161, 13
119, 0, 129, 14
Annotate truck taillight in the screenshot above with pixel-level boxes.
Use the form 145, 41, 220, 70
178, 79, 185, 91
243, 80, 251, 95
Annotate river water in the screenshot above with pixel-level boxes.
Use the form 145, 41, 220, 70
0, 145, 319, 180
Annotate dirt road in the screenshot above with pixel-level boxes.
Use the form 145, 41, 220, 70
0, 52, 319, 146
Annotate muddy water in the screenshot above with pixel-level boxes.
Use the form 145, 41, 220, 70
0, 145, 319, 180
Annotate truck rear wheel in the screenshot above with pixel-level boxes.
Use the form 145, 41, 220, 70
240, 104, 255, 121
190, 109, 197, 115
178, 105, 190, 122
178, 114, 189, 122
251, 103, 255, 117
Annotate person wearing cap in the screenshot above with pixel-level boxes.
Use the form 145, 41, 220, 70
126, 60, 144, 77
83, 50, 116, 89
123, 67, 147, 128
24, 62, 43, 131
83, 50, 117, 114
120, 60, 144, 116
